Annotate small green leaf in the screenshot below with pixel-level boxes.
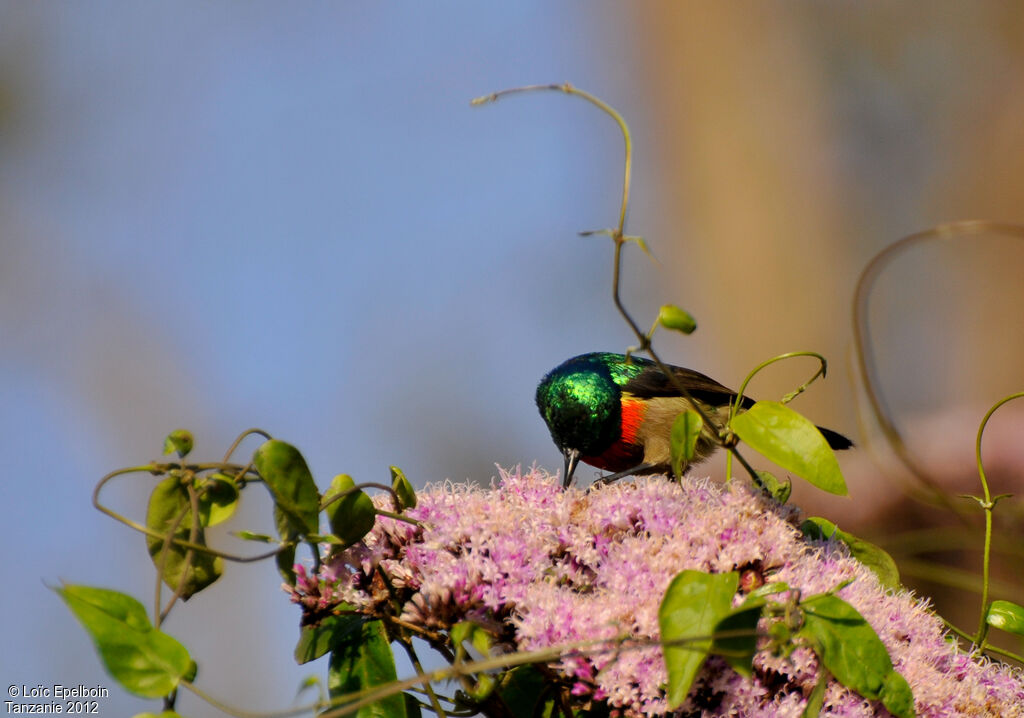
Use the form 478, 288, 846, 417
451, 621, 499, 699
295, 611, 364, 664
659, 570, 739, 708
452, 621, 493, 658
730, 401, 848, 496
324, 474, 377, 550
798, 594, 915, 718
162, 430, 194, 458
253, 439, 320, 538
986, 600, 1024, 636
197, 473, 239, 527
711, 603, 763, 677
632, 235, 653, 258
749, 580, 790, 598
233, 530, 276, 543
307, 533, 345, 545
328, 620, 406, 718
146, 476, 223, 599
670, 410, 703, 478
755, 469, 791, 504
658, 304, 697, 335
468, 673, 497, 701
801, 517, 900, 590
712, 587, 781, 674
390, 466, 417, 510
55, 585, 193, 699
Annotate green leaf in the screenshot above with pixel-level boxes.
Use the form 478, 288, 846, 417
307, 533, 346, 544
197, 473, 239, 527
390, 466, 417, 510
451, 621, 497, 700
986, 600, 1024, 636
134, 713, 184, 718
328, 620, 406, 718
730, 401, 848, 496
233, 530, 276, 543
755, 469, 791, 504
324, 474, 377, 550
749, 580, 790, 598
626, 234, 653, 259
55, 585, 193, 699
498, 665, 555, 718
145, 476, 223, 599
659, 570, 739, 709
295, 611, 364, 665
798, 594, 915, 718
801, 517, 900, 590
162, 429, 193, 458
711, 603, 763, 677
670, 410, 703, 478
467, 673, 497, 701
711, 586, 783, 674
658, 304, 697, 335
253, 439, 320, 538
451, 621, 493, 658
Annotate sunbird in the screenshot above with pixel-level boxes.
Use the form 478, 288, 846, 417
536, 352, 853, 487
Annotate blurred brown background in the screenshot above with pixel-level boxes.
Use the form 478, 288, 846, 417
630, 2, 1024, 652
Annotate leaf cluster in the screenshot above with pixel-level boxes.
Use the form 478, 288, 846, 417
658, 572, 914, 718
66, 429, 419, 717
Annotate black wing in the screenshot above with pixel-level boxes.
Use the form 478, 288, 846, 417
620, 357, 853, 450
622, 361, 755, 410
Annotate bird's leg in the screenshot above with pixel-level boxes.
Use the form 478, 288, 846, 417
593, 463, 657, 487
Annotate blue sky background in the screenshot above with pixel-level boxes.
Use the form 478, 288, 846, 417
4, 4, 1024, 716
0, 5, 651, 715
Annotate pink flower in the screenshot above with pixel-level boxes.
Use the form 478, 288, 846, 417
290, 467, 1024, 717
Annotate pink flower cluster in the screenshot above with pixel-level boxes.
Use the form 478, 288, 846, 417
292, 467, 1024, 717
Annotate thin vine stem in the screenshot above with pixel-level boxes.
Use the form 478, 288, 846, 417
476, 82, 768, 485
979, 642, 1024, 665
730, 352, 828, 422
399, 639, 448, 718
93, 465, 284, 563
320, 481, 404, 516
314, 629, 744, 718
222, 427, 273, 463
472, 83, 631, 235
972, 391, 1024, 645
852, 220, 1024, 514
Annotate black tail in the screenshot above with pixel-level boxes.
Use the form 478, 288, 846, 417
817, 426, 854, 451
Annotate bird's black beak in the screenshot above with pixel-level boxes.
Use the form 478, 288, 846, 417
562, 447, 581, 489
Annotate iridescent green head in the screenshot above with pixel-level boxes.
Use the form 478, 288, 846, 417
536, 354, 623, 484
